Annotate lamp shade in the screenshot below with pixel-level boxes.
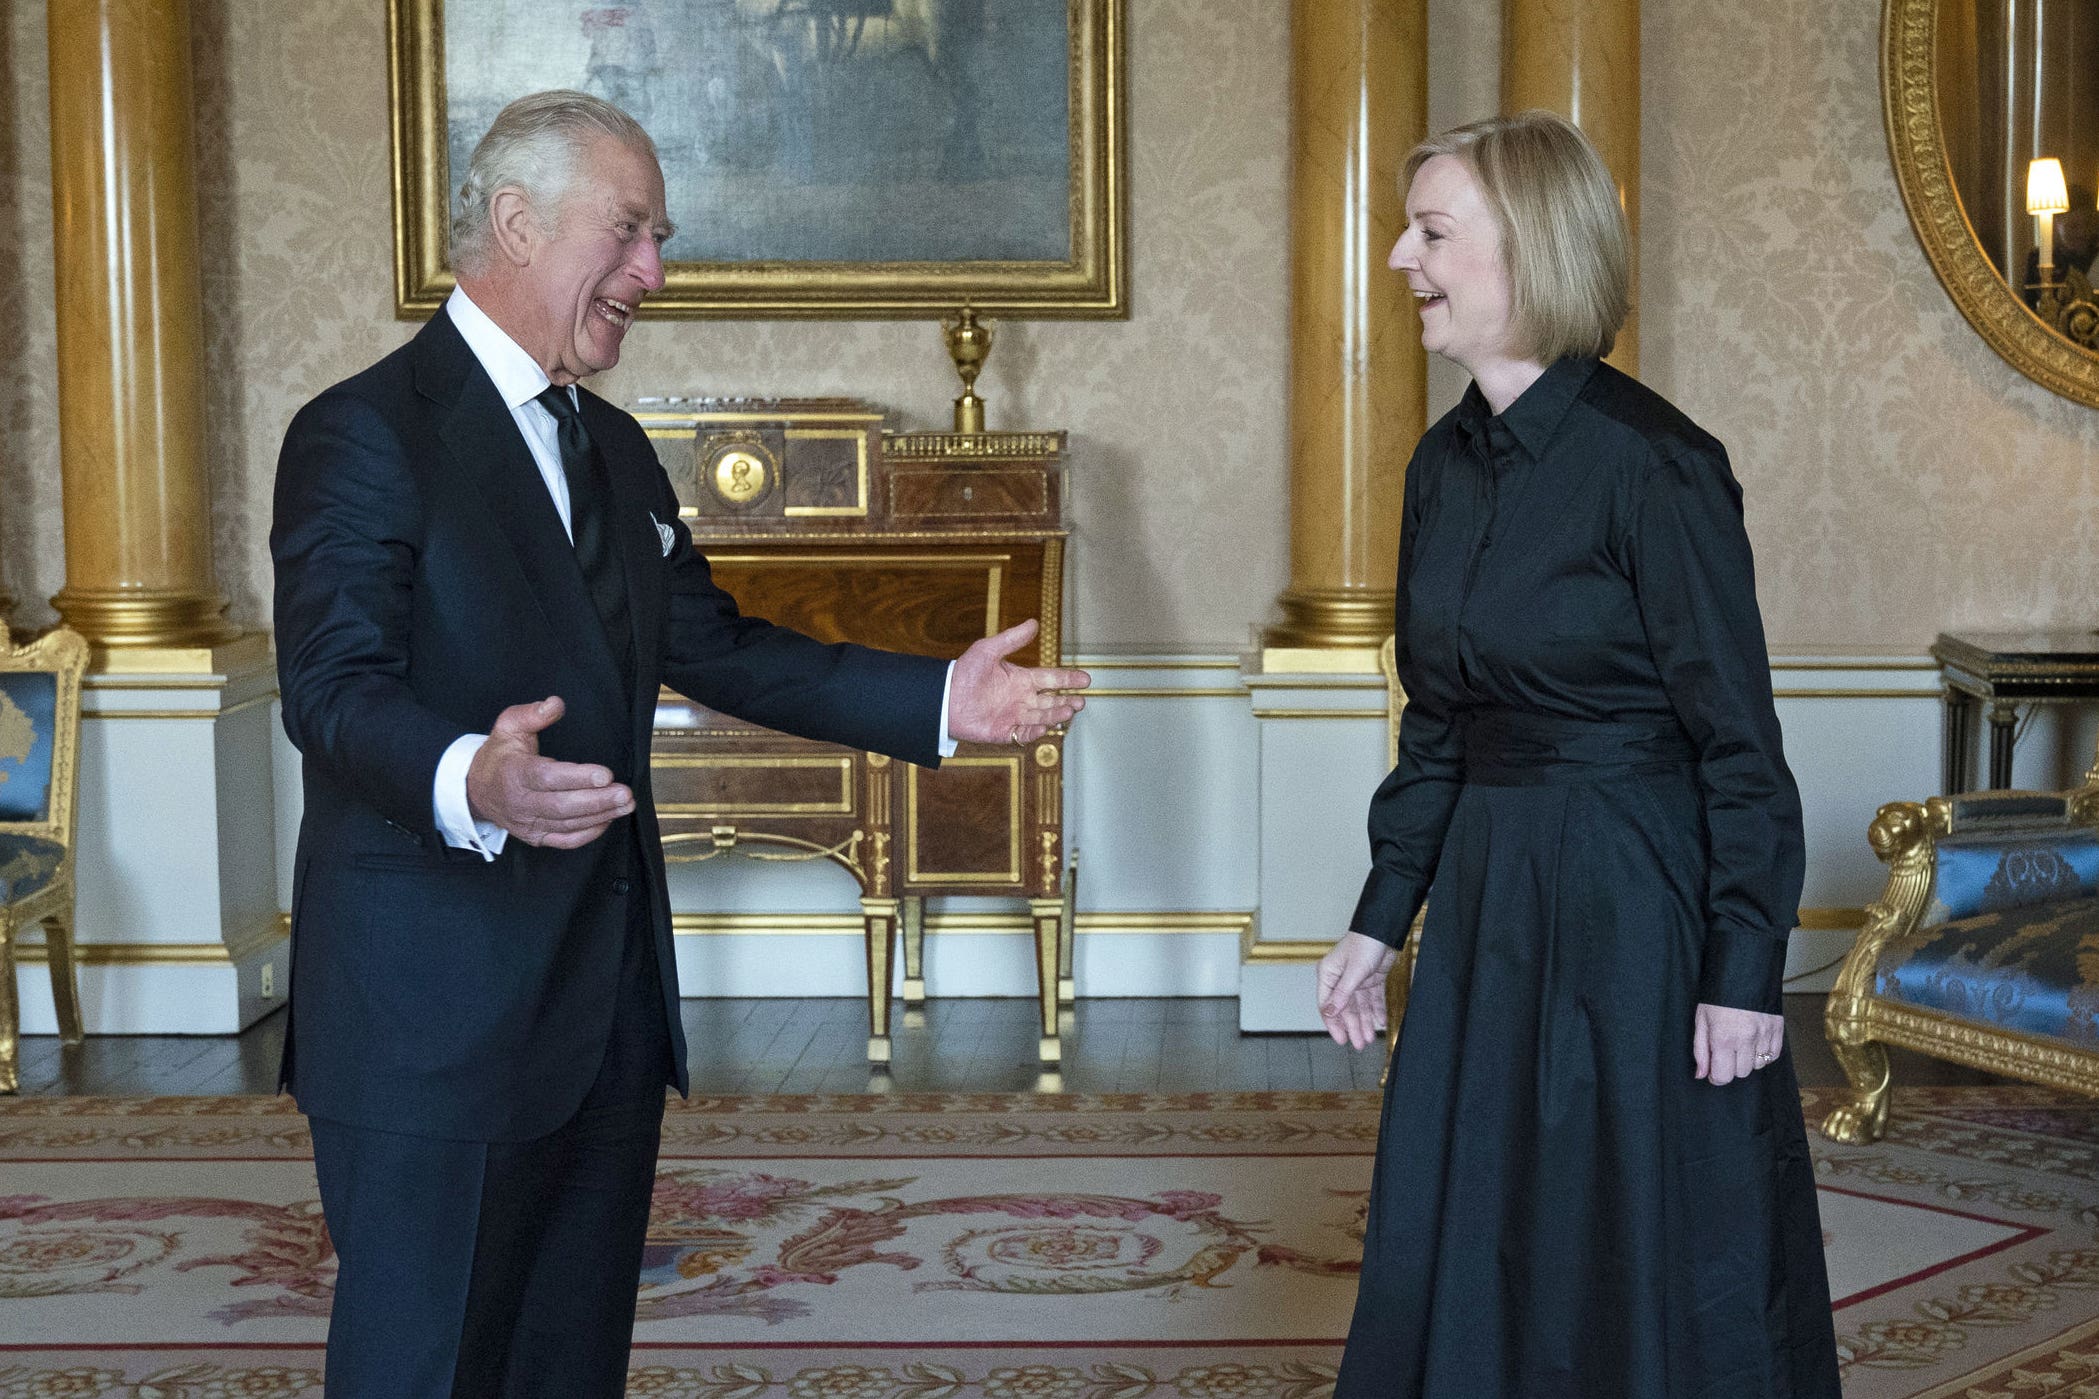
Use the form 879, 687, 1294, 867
2029, 157, 2071, 215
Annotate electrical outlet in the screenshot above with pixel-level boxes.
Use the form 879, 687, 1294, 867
261, 962, 276, 999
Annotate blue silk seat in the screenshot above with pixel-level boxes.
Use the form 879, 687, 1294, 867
0, 835, 67, 906
0, 625, 89, 1092
1822, 792, 2099, 1144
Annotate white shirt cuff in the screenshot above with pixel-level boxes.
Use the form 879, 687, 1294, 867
937, 661, 959, 758
433, 733, 508, 860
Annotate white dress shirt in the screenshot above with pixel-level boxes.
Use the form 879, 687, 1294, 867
431, 286, 956, 859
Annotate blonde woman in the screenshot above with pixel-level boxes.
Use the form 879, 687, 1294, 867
1317, 112, 1840, 1397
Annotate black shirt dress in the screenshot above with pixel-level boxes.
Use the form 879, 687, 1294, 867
1335, 356, 1841, 1398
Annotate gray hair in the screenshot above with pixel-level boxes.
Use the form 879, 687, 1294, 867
450, 90, 657, 273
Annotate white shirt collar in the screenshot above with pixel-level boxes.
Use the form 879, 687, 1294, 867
445, 284, 564, 411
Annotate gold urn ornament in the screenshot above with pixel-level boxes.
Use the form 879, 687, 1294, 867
941, 305, 995, 434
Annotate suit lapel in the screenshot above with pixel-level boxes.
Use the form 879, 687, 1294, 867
413, 312, 626, 721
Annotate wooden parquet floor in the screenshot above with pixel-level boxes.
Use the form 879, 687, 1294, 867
10, 993, 2005, 1098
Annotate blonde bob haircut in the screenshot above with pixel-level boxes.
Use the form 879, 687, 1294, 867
1403, 110, 1630, 363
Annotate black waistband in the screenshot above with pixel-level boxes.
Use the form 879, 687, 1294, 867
1461, 709, 1696, 786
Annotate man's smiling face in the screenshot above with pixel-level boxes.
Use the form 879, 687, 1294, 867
528, 134, 672, 385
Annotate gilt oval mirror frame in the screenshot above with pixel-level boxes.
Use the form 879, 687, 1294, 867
1884, 0, 2099, 407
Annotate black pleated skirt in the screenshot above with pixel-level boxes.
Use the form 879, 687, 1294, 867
1335, 770, 1841, 1398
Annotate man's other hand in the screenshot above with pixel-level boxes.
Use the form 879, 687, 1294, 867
947, 619, 1091, 746
466, 696, 634, 849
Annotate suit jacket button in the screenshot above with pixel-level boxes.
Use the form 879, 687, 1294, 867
611, 877, 632, 896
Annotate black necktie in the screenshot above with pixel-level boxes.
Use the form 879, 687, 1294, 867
534, 386, 632, 676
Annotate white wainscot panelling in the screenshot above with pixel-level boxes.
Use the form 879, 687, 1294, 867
1239, 663, 1390, 1032
16, 657, 287, 1035
1771, 656, 1943, 993
257, 650, 2078, 1025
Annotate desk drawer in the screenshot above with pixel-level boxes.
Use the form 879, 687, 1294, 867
888, 466, 1053, 524
652, 752, 858, 818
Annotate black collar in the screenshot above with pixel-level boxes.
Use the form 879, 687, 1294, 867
1454, 356, 1599, 461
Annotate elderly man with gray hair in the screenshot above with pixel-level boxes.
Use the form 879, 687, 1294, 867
271, 90, 1087, 1397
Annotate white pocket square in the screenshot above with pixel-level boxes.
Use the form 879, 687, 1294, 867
650, 511, 675, 557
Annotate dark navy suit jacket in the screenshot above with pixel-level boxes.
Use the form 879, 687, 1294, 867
271, 309, 945, 1141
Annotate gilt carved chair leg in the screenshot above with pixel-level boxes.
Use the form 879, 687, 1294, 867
44, 908, 83, 1046
1030, 897, 1064, 1065
861, 897, 900, 1066
1820, 1013, 1893, 1145
0, 915, 20, 1094
899, 896, 926, 1006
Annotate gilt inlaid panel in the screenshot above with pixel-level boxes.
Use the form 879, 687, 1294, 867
905, 757, 1023, 885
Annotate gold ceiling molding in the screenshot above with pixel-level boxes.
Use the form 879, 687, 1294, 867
1884, 0, 2099, 407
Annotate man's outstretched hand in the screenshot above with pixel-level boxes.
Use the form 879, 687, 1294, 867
946, 620, 1091, 746
466, 696, 635, 849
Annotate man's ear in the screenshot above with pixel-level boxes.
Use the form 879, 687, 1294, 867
488, 186, 540, 268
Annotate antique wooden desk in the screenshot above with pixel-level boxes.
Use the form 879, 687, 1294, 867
636, 399, 1075, 1065
1933, 630, 2099, 793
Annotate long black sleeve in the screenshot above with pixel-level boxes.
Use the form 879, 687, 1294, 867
1351, 447, 1466, 946
1628, 445, 1805, 1014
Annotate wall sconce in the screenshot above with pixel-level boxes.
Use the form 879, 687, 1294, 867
2028, 156, 2070, 281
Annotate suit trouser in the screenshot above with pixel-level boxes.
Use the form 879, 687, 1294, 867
308, 853, 672, 1399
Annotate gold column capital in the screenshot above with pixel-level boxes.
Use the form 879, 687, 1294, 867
46, 0, 235, 649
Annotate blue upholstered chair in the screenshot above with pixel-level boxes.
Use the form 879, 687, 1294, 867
0, 623, 89, 1093
1821, 785, 2099, 1143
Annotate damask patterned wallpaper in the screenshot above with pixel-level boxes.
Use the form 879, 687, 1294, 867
3, 0, 2097, 649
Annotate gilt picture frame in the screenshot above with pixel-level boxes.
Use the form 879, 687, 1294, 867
388, 0, 1126, 319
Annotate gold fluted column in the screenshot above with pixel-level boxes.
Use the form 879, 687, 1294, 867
46, 0, 234, 649
1263, 0, 1428, 664
1503, 0, 1640, 373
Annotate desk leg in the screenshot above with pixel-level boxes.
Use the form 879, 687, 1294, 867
861, 897, 900, 1065
1029, 897, 1064, 1065
1056, 855, 1078, 1007
899, 896, 926, 1006
1987, 702, 2019, 791
1942, 689, 1973, 795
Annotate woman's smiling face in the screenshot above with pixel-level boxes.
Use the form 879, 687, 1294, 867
1389, 154, 1520, 374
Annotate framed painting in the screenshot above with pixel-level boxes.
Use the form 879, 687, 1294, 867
388, 0, 1126, 318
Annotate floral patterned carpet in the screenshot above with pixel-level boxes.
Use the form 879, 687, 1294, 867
2, 1087, 2098, 1397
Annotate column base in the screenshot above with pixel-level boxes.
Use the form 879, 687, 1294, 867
53, 586, 239, 651
1262, 587, 1395, 653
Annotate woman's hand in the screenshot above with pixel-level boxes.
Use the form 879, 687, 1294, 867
1318, 931, 1399, 1051
1694, 1003, 1784, 1085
